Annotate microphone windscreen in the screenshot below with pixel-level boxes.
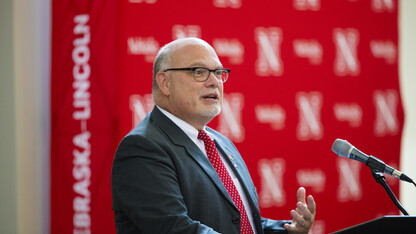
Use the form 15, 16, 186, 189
332, 139, 352, 158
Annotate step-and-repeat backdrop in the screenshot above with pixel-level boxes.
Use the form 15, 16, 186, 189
51, 0, 403, 233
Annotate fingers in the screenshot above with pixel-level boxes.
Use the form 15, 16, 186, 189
297, 187, 306, 203
284, 211, 305, 231
290, 209, 306, 225
297, 187, 316, 216
297, 201, 312, 221
307, 195, 316, 215
284, 187, 316, 234
283, 223, 296, 232
285, 209, 309, 233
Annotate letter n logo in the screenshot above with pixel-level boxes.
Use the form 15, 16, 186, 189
374, 90, 400, 136
218, 93, 245, 143
172, 25, 201, 40
333, 28, 360, 76
296, 91, 324, 141
255, 27, 283, 77
129, 94, 154, 128
337, 159, 362, 202
258, 158, 286, 208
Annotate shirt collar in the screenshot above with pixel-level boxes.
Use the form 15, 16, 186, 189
156, 106, 212, 142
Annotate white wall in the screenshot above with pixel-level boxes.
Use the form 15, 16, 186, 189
399, 0, 416, 215
0, 0, 415, 233
14, 0, 51, 232
0, 0, 50, 233
0, 0, 17, 232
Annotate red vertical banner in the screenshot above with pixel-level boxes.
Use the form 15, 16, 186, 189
51, 0, 403, 233
51, 0, 117, 233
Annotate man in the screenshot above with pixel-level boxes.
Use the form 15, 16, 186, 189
111, 37, 316, 234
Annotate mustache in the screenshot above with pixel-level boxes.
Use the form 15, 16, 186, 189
200, 89, 221, 97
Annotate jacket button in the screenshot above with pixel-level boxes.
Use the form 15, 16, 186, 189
232, 217, 240, 224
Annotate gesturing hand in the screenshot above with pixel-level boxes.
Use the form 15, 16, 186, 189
284, 187, 316, 234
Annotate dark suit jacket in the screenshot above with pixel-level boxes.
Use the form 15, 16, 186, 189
111, 106, 289, 234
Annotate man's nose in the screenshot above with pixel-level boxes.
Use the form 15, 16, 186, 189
205, 71, 220, 87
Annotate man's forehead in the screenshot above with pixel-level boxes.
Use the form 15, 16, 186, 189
173, 41, 214, 54
170, 42, 220, 66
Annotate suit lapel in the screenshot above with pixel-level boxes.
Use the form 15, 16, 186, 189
213, 136, 263, 233
214, 139, 259, 209
150, 107, 236, 208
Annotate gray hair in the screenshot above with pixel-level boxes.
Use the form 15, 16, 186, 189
152, 43, 173, 93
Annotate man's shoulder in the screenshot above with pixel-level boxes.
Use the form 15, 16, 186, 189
205, 126, 224, 138
122, 107, 183, 145
126, 112, 153, 136
206, 127, 233, 146
122, 109, 164, 143
116, 110, 167, 153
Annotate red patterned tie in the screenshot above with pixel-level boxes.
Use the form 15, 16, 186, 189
198, 130, 254, 234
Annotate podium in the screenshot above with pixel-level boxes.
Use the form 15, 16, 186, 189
331, 216, 416, 234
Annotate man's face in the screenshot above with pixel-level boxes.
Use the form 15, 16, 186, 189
165, 43, 224, 129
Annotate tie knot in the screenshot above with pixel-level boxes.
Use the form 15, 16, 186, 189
197, 130, 211, 143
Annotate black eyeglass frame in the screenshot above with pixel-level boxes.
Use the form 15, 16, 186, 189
163, 67, 231, 83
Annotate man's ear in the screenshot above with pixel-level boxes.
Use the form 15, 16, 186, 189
156, 72, 170, 96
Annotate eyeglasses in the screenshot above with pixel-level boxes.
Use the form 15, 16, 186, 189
163, 67, 230, 83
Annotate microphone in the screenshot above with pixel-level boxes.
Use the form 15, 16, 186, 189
332, 138, 413, 183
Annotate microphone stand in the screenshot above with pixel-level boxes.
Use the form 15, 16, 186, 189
370, 169, 410, 215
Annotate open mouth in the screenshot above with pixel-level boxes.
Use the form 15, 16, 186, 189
202, 93, 218, 100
